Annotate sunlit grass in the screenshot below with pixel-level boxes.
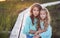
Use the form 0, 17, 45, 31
0, 0, 6, 1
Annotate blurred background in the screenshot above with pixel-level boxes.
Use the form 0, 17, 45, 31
0, 0, 60, 38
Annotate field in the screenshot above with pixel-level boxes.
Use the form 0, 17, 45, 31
0, 0, 60, 38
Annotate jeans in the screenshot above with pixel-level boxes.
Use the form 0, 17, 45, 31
26, 35, 33, 38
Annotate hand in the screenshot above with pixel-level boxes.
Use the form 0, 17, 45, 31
34, 31, 39, 36
33, 35, 40, 38
38, 28, 42, 33
29, 30, 36, 34
34, 29, 42, 36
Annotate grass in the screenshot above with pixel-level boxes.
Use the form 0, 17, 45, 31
0, 0, 60, 38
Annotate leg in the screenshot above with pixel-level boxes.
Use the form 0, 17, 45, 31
26, 35, 33, 38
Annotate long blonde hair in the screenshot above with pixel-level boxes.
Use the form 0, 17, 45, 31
42, 8, 51, 23
37, 8, 51, 30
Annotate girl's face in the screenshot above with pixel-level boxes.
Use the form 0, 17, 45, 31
33, 7, 39, 17
40, 10, 46, 20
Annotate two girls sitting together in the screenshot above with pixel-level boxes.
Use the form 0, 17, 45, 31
22, 3, 52, 38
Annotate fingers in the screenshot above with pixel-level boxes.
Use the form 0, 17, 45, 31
33, 35, 40, 38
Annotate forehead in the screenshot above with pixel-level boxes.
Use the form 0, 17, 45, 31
33, 7, 39, 9
40, 10, 46, 13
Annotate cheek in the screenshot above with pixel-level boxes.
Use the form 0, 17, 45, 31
33, 10, 36, 14
43, 14, 46, 17
33, 11, 39, 15
33, 11, 36, 15
33, 10, 35, 13
36, 11, 39, 15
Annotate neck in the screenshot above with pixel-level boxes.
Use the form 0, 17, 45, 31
41, 19, 44, 21
34, 16, 37, 18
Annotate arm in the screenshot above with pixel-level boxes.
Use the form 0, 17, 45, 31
34, 28, 42, 35
34, 23, 48, 35
23, 16, 36, 34
39, 21, 49, 32
23, 16, 31, 34
37, 25, 48, 34
42, 21, 49, 32
29, 30, 36, 34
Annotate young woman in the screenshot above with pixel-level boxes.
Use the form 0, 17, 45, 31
22, 3, 42, 38
33, 8, 52, 38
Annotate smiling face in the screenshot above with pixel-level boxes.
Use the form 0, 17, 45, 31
33, 7, 40, 17
40, 10, 47, 20
30, 4, 42, 25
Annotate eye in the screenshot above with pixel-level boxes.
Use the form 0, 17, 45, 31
37, 10, 39, 11
33, 9, 36, 11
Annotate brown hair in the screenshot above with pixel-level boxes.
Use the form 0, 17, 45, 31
37, 8, 51, 30
30, 3, 42, 25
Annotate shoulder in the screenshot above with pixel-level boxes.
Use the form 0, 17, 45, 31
26, 16, 31, 20
25, 16, 31, 22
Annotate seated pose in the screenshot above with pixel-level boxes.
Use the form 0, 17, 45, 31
33, 8, 52, 38
22, 3, 42, 38
22, 3, 52, 38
